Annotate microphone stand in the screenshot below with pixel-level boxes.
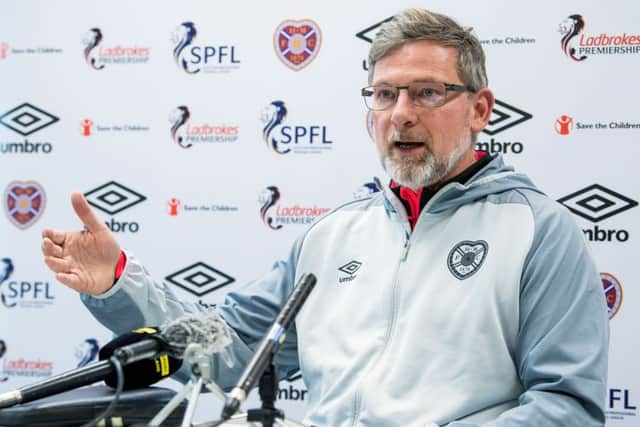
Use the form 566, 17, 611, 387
146, 343, 228, 427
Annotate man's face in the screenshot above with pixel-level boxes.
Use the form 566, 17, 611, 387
370, 40, 491, 189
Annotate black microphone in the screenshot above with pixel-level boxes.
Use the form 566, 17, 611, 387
221, 273, 316, 419
0, 311, 232, 409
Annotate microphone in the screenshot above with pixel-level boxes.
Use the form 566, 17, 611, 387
0, 311, 232, 409
221, 273, 316, 420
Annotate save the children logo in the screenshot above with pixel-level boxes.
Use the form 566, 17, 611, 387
447, 240, 489, 280
260, 100, 333, 155
171, 21, 240, 74
273, 19, 322, 71
169, 106, 239, 149
82, 28, 150, 70
558, 14, 640, 62
258, 186, 330, 230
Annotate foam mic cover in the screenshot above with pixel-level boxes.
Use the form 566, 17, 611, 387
98, 327, 182, 389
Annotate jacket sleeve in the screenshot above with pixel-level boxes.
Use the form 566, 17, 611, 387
80, 235, 305, 390
449, 200, 609, 427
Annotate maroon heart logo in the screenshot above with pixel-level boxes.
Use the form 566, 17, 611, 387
273, 19, 322, 71
4, 181, 46, 229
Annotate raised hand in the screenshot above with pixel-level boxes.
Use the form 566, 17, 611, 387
41, 192, 121, 296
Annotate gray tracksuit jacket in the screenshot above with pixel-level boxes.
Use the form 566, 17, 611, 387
83, 154, 608, 427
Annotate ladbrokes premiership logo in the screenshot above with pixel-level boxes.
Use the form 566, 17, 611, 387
169, 106, 239, 149
260, 100, 333, 155
3, 181, 46, 229
273, 19, 321, 71
258, 186, 329, 230
82, 28, 150, 70
559, 14, 640, 62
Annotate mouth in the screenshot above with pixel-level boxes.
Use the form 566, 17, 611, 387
393, 140, 425, 153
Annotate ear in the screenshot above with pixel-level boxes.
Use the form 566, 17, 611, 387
366, 110, 375, 142
469, 88, 495, 134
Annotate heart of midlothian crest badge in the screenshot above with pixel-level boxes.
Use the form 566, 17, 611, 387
447, 240, 489, 280
4, 181, 46, 229
273, 19, 322, 71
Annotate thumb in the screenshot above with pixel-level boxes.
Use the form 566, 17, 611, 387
71, 192, 107, 233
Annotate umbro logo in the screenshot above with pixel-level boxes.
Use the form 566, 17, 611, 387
338, 260, 362, 284
557, 184, 637, 223
483, 100, 532, 135
84, 181, 146, 215
0, 103, 59, 136
165, 262, 235, 297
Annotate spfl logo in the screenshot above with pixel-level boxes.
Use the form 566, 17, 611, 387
260, 100, 333, 155
3, 180, 46, 229
273, 19, 321, 71
169, 106, 239, 149
82, 28, 150, 70
171, 21, 240, 74
601, 272, 623, 320
84, 181, 146, 233
0, 258, 55, 309
75, 339, 99, 367
447, 240, 489, 280
258, 186, 330, 230
338, 261, 362, 284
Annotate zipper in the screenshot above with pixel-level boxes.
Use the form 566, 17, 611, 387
348, 232, 410, 426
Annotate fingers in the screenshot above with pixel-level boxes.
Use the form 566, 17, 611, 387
55, 272, 83, 292
41, 237, 63, 258
42, 227, 66, 246
71, 192, 106, 234
44, 256, 72, 274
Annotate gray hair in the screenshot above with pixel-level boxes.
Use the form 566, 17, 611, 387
367, 8, 488, 91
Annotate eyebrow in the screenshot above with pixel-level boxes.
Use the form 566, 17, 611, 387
371, 79, 447, 86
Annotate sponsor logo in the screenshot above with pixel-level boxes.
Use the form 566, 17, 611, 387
601, 272, 622, 319
558, 184, 637, 242
3, 181, 46, 229
169, 106, 239, 149
165, 262, 235, 297
278, 371, 307, 401
82, 28, 150, 69
356, 16, 394, 70
555, 115, 640, 135
607, 388, 637, 421
475, 100, 532, 155
273, 19, 321, 71
260, 100, 333, 155
171, 22, 240, 74
353, 181, 379, 200
84, 181, 146, 233
258, 186, 330, 230
0, 258, 55, 309
0, 41, 62, 59
0, 103, 59, 155
2, 357, 53, 378
80, 117, 149, 137
0, 339, 6, 382
559, 14, 640, 62
479, 36, 536, 46
167, 197, 238, 216
75, 338, 99, 367
338, 260, 362, 284
447, 240, 488, 280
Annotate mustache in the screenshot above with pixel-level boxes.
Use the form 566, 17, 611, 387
387, 130, 428, 143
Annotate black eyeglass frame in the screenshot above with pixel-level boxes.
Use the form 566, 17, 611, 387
360, 82, 477, 111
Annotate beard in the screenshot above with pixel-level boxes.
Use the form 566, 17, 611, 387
380, 130, 471, 190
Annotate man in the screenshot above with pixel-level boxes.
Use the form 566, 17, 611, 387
41, 8, 608, 427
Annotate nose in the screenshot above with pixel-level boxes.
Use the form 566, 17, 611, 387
390, 88, 418, 129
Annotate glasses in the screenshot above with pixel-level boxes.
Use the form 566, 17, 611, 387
361, 81, 476, 111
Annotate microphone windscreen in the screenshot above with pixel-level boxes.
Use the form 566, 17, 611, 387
99, 328, 182, 389
161, 311, 232, 357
